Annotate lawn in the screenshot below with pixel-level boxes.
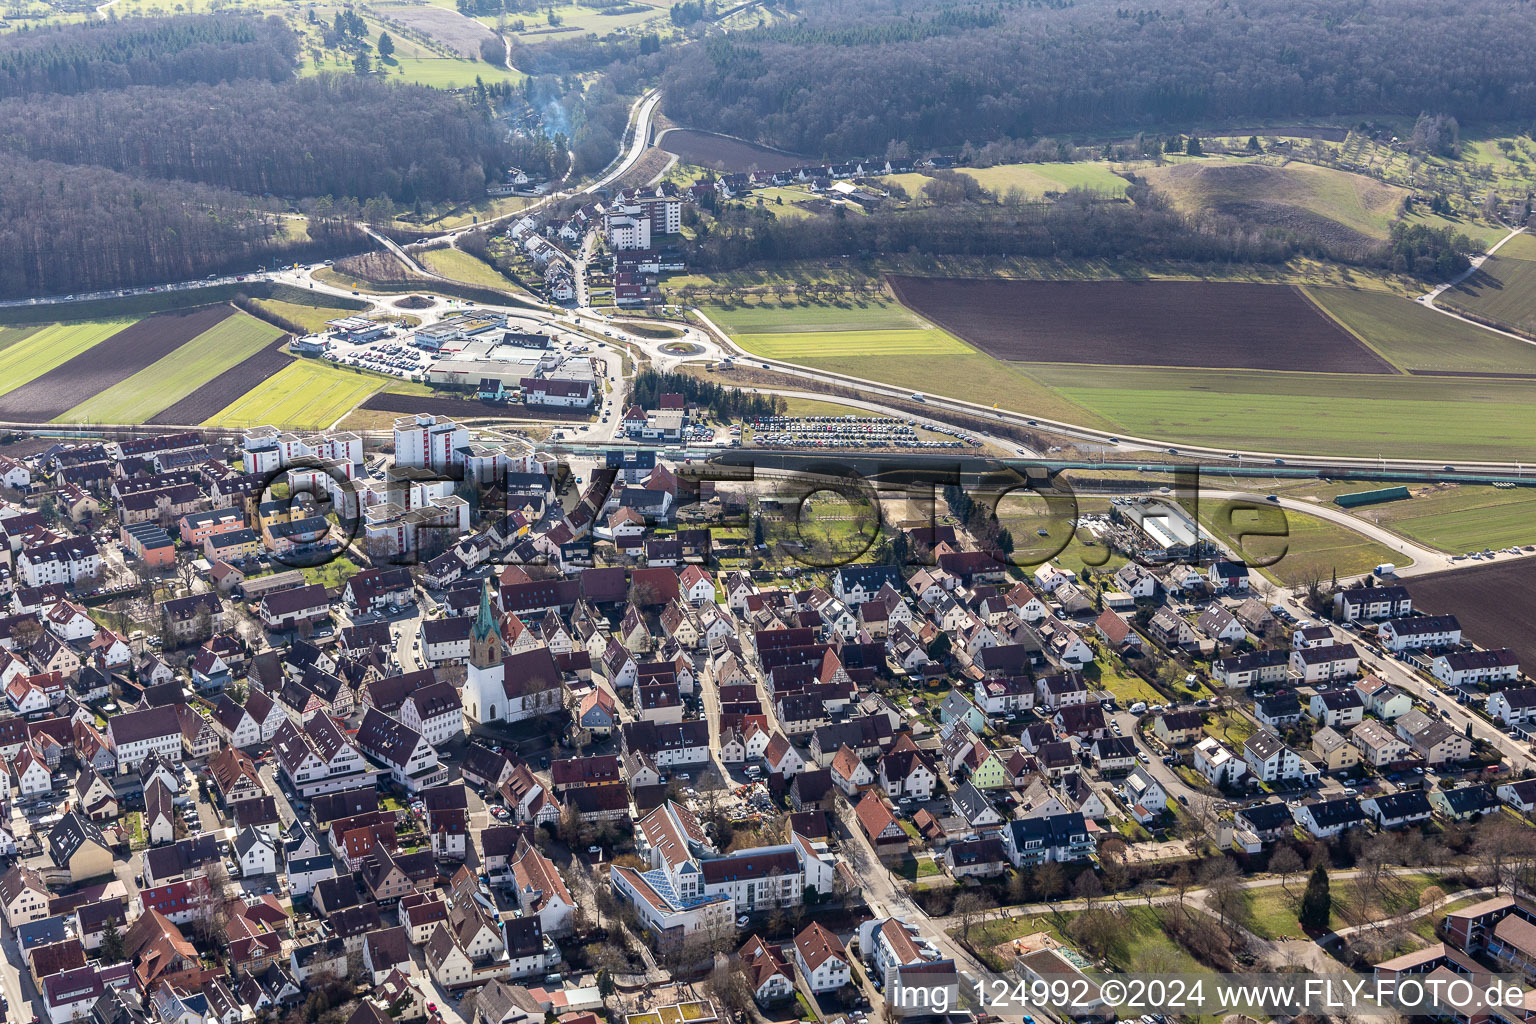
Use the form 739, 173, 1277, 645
59, 313, 284, 424
1032, 363, 1536, 460
378, 57, 523, 88
1242, 871, 1452, 940
1083, 656, 1164, 705
1202, 710, 1257, 748
1443, 232, 1536, 338
1306, 285, 1536, 374
1198, 499, 1403, 585
995, 494, 1127, 573
893, 855, 941, 881
0, 318, 136, 399
206, 359, 385, 429
302, 552, 361, 589
420, 247, 523, 293
248, 297, 368, 334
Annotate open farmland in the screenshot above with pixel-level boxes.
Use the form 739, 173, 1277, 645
374, 4, 499, 57
1443, 233, 1536, 338
706, 297, 970, 359
1032, 364, 1536, 461
659, 129, 804, 172
887, 277, 1395, 373
956, 162, 1129, 198
206, 359, 386, 430
732, 328, 969, 360
1140, 161, 1407, 260
0, 319, 137, 404
1305, 286, 1536, 375
0, 308, 235, 421
703, 297, 1105, 426
705, 299, 928, 334
59, 313, 285, 426
149, 334, 297, 426
1363, 484, 1536, 553
1407, 559, 1536, 669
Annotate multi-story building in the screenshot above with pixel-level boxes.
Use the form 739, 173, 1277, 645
392, 414, 467, 473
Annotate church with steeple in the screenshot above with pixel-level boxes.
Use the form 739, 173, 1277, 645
464, 579, 505, 724
462, 577, 565, 726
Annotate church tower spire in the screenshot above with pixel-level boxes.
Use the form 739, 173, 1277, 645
470, 578, 502, 669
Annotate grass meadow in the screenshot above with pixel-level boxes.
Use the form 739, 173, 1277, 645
1443, 232, 1536, 338
420, 247, 524, 293
1307, 285, 1536, 373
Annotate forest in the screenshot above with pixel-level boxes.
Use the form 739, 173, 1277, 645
0, 15, 297, 97
0, 14, 517, 296
657, 0, 1536, 158
0, 155, 369, 299
686, 192, 1298, 272
0, 76, 514, 204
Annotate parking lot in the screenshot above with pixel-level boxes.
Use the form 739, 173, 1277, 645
747, 414, 983, 450
322, 333, 432, 380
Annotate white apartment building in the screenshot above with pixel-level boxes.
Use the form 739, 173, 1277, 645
393, 414, 468, 472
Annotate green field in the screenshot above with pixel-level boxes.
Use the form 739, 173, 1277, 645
704, 298, 1104, 424
1032, 363, 1536, 460
1443, 233, 1536, 338
704, 299, 928, 333
207, 359, 384, 429
376, 57, 523, 88
59, 313, 284, 425
248, 298, 367, 334
733, 327, 970, 359
1306, 285, 1536, 373
1367, 484, 1536, 553
0, 325, 41, 353
995, 495, 1128, 574
420, 248, 523, 292
879, 162, 1129, 201
0, 319, 136, 399
493, 1, 673, 40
